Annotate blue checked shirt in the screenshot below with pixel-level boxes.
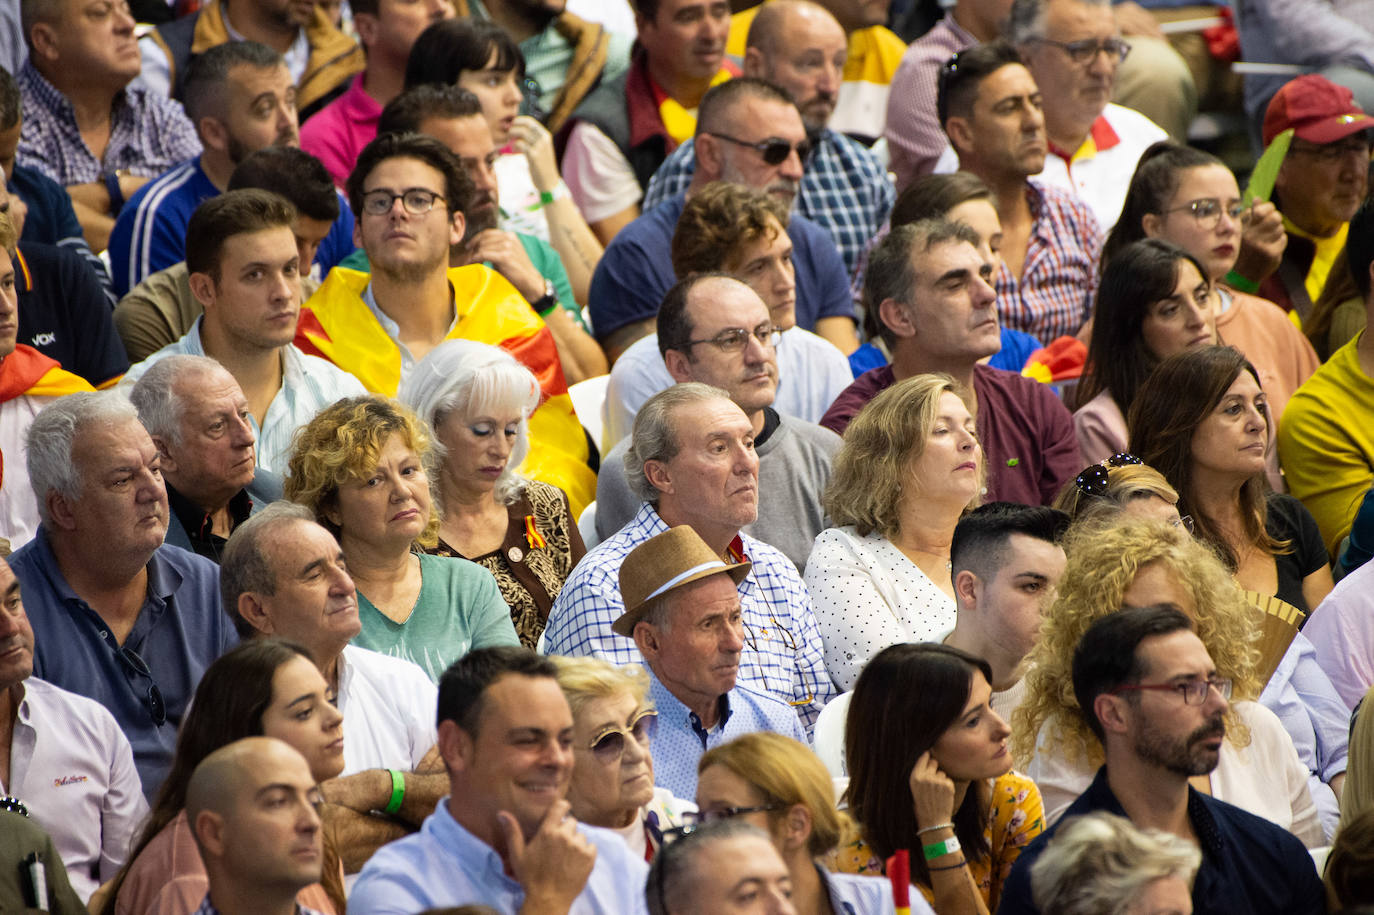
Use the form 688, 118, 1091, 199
641, 128, 895, 277
16, 60, 202, 187
543, 503, 835, 732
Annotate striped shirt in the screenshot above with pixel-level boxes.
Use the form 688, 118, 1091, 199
107, 157, 217, 297
996, 181, 1103, 342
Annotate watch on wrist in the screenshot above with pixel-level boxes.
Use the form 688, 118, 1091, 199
530, 279, 559, 317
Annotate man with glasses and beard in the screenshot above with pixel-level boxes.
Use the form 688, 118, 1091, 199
997, 605, 1325, 915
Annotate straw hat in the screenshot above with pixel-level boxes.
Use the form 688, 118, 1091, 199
613, 526, 751, 638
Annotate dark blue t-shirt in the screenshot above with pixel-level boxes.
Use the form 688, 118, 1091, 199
16, 241, 129, 385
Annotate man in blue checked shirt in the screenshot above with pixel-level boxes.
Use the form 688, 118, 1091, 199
542, 382, 835, 733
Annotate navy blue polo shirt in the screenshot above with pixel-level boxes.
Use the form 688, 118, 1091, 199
995, 766, 1324, 915
16, 242, 130, 386
11, 163, 118, 306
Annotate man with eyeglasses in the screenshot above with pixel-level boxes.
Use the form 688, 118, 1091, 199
10, 390, 236, 798
0, 553, 147, 903
595, 273, 841, 572
296, 131, 597, 514
349, 645, 650, 914
544, 381, 835, 734
588, 77, 856, 364
997, 605, 1325, 915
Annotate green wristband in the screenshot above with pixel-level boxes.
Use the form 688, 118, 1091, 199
384, 768, 405, 815
539, 188, 556, 206
922, 835, 962, 861
1224, 269, 1260, 295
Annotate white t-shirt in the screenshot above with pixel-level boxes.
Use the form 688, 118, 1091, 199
337, 644, 438, 775
562, 122, 645, 224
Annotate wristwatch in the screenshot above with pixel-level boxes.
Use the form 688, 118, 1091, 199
530, 279, 559, 317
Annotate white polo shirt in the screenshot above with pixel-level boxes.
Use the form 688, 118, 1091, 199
337, 644, 438, 775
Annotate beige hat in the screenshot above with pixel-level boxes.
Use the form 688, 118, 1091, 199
613, 526, 751, 638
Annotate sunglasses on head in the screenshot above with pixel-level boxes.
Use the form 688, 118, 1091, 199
1073, 453, 1143, 498
588, 709, 658, 763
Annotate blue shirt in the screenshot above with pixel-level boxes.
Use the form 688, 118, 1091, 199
848, 327, 1043, 378
821, 866, 934, 915
348, 798, 649, 915
586, 193, 855, 343
995, 767, 1325, 915
647, 670, 808, 801
10, 164, 117, 307
10, 531, 237, 798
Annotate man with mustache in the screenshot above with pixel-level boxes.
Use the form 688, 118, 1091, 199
997, 605, 1325, 915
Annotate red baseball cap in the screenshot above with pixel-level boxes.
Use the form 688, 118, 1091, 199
1263, 74, 1374, 146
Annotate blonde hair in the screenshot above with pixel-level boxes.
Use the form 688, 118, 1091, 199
284, 396, 440, 548
1052, 463, 1180, 526
1341, 685, 1374, 832
698, 732, 856, 858
551, 656, 651, 719
824, 374, 983, 539
1011, 518, 1259, 767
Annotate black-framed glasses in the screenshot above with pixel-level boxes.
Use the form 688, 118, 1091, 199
1290, 135, 1371, 163
587, 709, 658, 763
360, 188, 446, 216
1111, 677, 1232, 705
662, 804, 784, 841
117, 645, 167, 726
1031, 36, 1130, 65
0, 795, 28, 817
1073, 453, 1142, 498
705, 132, 812, 166
683, 323, 782, 354
1162, 198, 1249, 229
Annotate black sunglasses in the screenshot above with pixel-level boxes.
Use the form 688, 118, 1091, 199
705, 132, 812, 166
116, 644, 167, 726
1073, 453, 1143, 498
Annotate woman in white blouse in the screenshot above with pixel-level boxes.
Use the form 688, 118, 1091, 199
805, 374, 984, 690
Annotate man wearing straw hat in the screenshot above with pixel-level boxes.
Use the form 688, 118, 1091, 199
615, 525, 808, 801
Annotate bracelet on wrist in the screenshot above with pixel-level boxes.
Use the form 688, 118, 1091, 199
922, 835, 962, 861
916, 822, 955, 836
928, 858, 969, 872
383, 768, 405, 815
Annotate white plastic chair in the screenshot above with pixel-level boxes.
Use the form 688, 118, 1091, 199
568, 375, 610, 453
578, 501, 601, 551
813, 691, 852, 780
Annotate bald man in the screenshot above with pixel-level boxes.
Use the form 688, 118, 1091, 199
186, 737, 327, 915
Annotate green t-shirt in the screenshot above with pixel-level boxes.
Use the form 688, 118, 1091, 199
353, 552, 520, 682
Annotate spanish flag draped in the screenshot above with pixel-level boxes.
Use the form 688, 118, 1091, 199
0, 345, 93, 403
295, 265, 596, 514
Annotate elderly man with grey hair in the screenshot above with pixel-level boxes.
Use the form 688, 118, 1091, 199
128, 354, 282, 562
646, 820, 795, 915
541, 382, 834, 734
8, 389, 235, 797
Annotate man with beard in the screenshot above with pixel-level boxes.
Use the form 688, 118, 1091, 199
997, 605, 1325, 915
642, 0, 893, 278
108, 42, 307, 296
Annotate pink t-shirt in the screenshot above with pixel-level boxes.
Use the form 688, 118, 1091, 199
301, 73, 382, 188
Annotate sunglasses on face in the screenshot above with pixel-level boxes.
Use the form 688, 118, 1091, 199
706, 132, 812, 165
587, 709, 658, 763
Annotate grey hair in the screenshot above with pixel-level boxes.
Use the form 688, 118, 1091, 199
864, 218, 983, 348
624, 383, 733, 505
1030, 812, 1202, 915
26, 390, 141, 525
220, 501, 318, 639
646, 820, 773, 915
129, 355, 227, 447
1007, 0, 1111, 44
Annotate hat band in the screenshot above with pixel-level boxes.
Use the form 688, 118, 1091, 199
642, 560, 730, 604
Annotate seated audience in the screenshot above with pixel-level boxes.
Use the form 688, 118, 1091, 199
614, 526, 808, 799
542, 383, 834, 730
596, 273, 841, 570
1029, 812, 1201, 915
186, 737, 330, 915
0, 810, 86, 915
1075, 239, 1218, 465
1328, 807, 1374, 910
398, 340, 585, 649
0, 554, 145, 903
552, 656, 695, 858
944, 502, 1071, 721
129, 356, 283, 561
807, 374, 981, 690
1013, 520, 1336, 843
693, 731, 931, 914
1131, 345, 1335, 615
603, 182, 853, 446
645, 820, 791, 915
348, 646, 650, 913
999, 606, 1326, 915
12, 391, 233, 795
285, 396, 519, 682
103, 639, 344, 915
821, 218, 1080, 505
587, 77, 857, 362
836, 642, 1045, 913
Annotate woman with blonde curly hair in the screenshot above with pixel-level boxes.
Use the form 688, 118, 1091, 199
1013, 519, 1328, 847
285, 396, 518, 681
805, 374, 984, 690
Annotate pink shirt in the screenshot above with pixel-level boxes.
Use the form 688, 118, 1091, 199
300, 73, 381, 188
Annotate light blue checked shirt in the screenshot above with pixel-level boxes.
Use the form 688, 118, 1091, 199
123, 319, 368, 474
543, 503, 835, 732
640, 128, 895, 277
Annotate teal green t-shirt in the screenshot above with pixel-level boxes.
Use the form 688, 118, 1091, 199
353, 552, 520, 682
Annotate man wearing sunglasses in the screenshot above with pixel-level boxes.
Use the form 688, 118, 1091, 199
997, 605, 1325, 915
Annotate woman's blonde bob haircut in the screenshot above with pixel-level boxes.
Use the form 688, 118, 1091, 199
284, 395, 441, 549
697, 732, 855, 858
1052, 463, 1180, 526
551, 656, 651, 720
824, 373, 982, 539
1011, 518, 1260, 767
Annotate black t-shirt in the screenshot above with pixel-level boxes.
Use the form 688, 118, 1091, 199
15, 242, 129, 386
1266, 492, 1330, 614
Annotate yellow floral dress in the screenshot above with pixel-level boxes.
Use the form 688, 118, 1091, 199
833, 771, 1045, 910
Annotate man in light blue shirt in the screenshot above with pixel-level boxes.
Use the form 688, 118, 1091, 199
349, 646, 649, 915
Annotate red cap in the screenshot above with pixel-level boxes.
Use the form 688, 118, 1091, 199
1263, 74, 1374, 146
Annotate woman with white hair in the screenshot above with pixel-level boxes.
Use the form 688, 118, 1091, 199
399, 339, 585, 648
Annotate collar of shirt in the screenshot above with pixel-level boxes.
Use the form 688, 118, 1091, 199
1081, 766, 1225, 860
220, 8, 311, 81
1048, 113, 1122, 165
647, 666, 734, 750
360, 280, 459, 373
30, 526, 182, 629
165, 482, 252, 547
429, 799, 523, 890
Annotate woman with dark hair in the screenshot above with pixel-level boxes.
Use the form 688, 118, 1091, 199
836, 643, 1044, 915
1074, 238, 1216, 464
101, 640, 345, 915
1129, 344, 1334, 615
404, 18, 604, 304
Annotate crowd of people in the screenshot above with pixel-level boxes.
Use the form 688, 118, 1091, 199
2, 0, 1374, 912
